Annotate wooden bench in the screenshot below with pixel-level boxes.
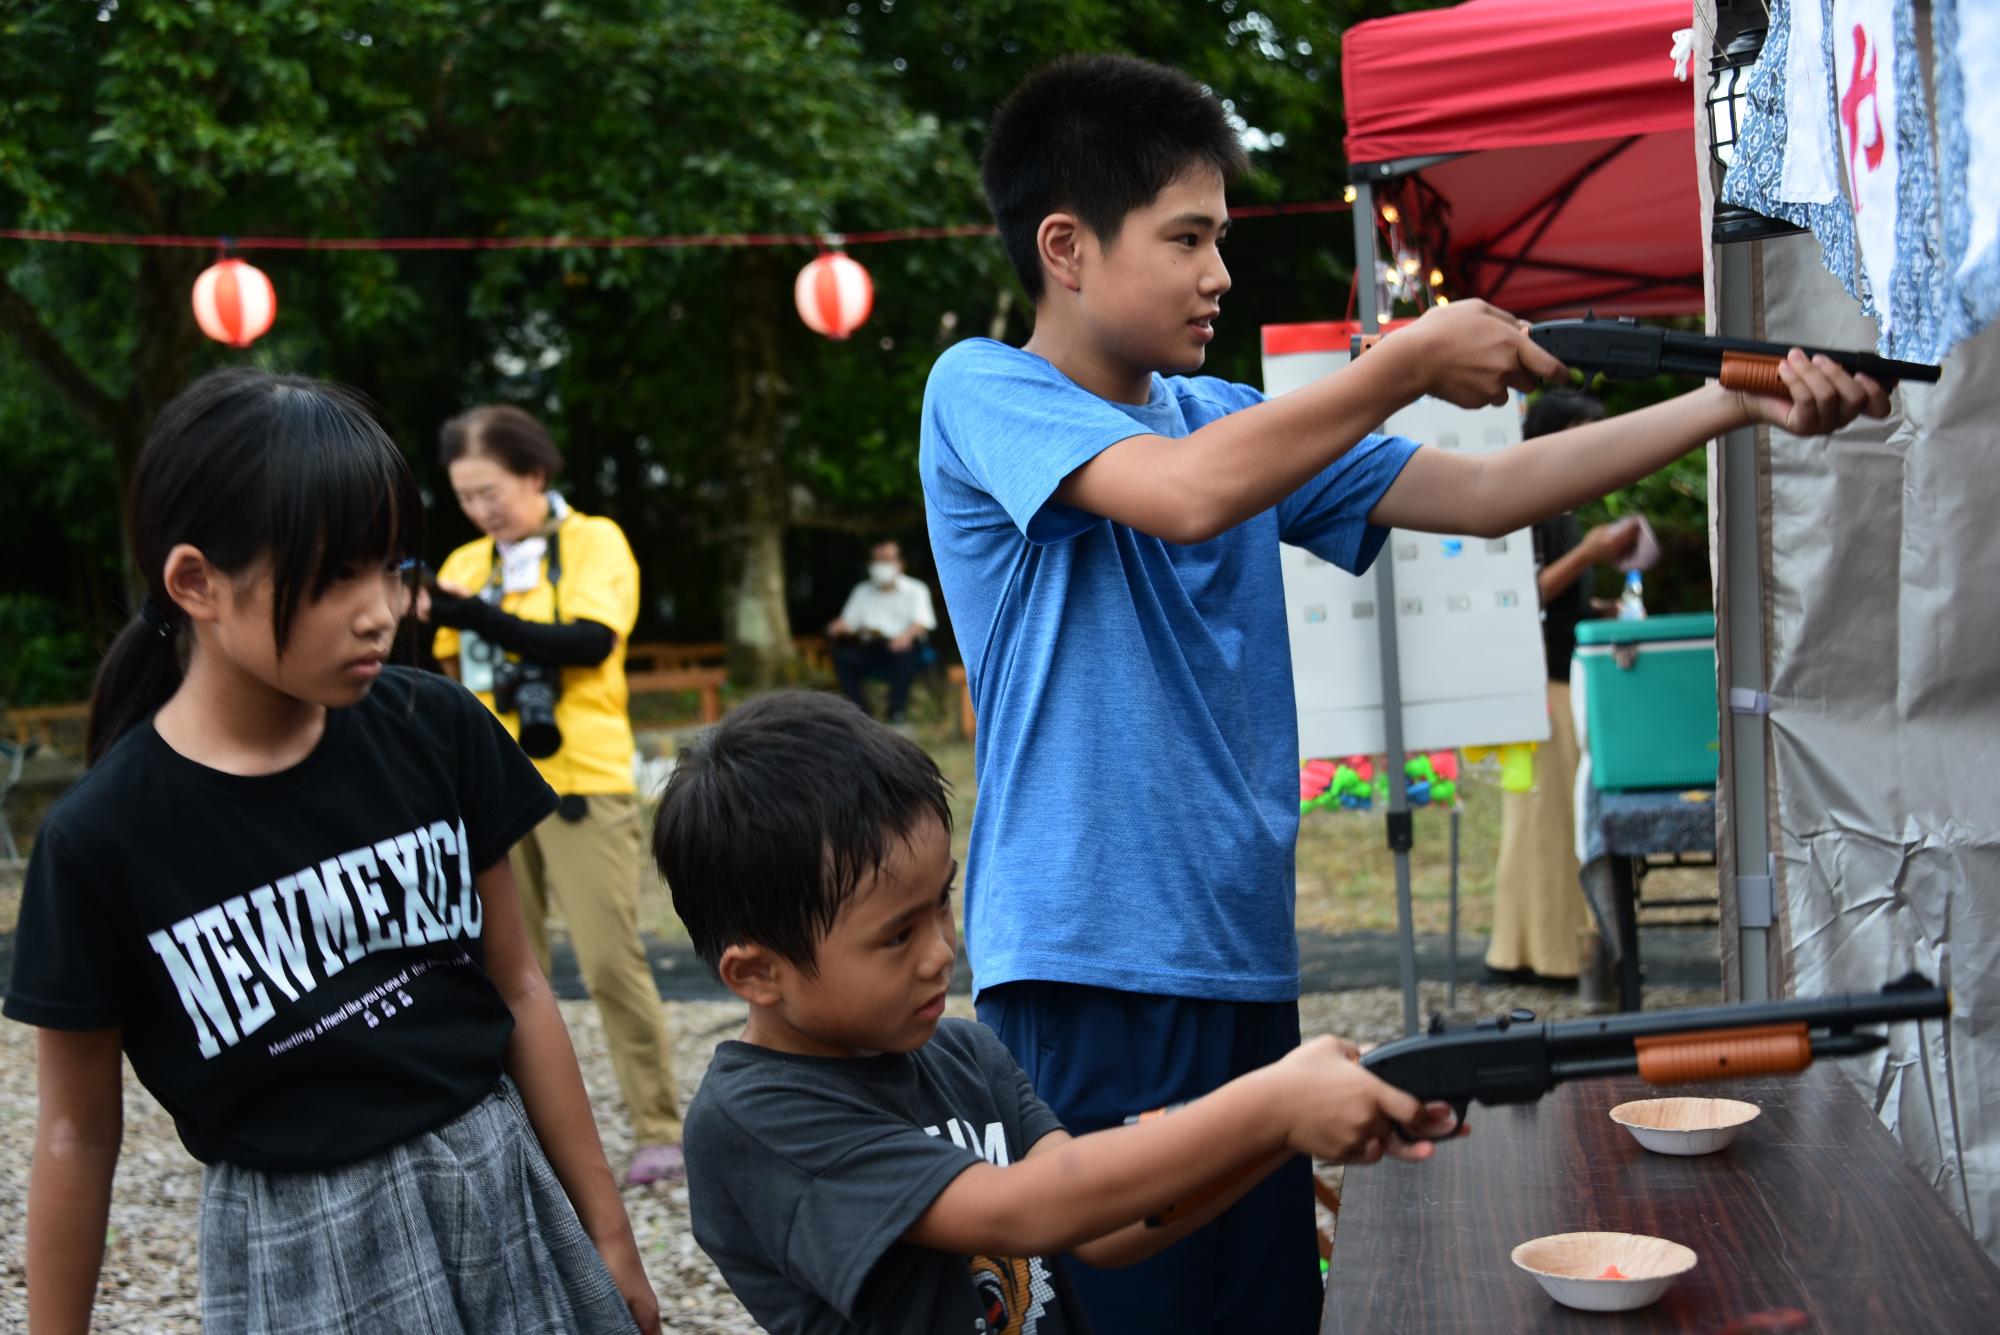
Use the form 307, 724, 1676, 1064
947, 665, 975, 740
623, 665, 728, 724
5, 702, 91, 750
628, 637, 831, 677
625, 640, 728, 673
792, 633, 830, 675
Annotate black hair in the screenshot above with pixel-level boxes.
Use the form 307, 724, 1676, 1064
438, 403, 564, 483
982, 54, 1249, 301
87, 369, 423, 764
652, 691, 953, 977
1523, 388, 1607, 440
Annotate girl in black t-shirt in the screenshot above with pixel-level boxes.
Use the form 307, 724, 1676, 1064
5, 370, 659, 1334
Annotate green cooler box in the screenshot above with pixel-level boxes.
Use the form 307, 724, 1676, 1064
1572, 613, 1718, 791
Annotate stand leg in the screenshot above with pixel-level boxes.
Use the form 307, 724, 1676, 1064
1447, 805, 1461, 1011
1612, 855, 1643, 1011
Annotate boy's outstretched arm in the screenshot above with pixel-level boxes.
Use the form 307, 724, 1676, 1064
901, 1036, 1448, 1262
1370, 351, 1893, 537
1053, 301, 1566, 545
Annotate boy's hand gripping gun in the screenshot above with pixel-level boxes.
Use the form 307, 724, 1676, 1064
1361, 972, 1950, 1140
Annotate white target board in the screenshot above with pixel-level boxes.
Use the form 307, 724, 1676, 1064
1261, 322, 1551, 756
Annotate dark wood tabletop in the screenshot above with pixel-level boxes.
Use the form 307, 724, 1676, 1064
1323, 1063, 2000, 1333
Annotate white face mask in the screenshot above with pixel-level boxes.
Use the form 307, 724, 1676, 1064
869, 561, 899, 587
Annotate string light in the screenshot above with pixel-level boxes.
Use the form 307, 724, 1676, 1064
1429, 268, 1445, 287
1400, 256, 1420, 275
1343, 185, 1358, 204
1380, 204, 1401, 224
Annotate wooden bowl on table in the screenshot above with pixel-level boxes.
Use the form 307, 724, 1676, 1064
1511, 1231, 1698, 1312
1610, 1096, 1762, 1156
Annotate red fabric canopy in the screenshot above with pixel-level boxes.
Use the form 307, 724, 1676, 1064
1341, 0, 1702, 317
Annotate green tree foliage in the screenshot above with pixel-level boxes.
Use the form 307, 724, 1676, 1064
4, 0, 1706, 703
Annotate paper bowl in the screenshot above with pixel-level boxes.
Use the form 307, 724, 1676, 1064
1610, 1096, 1761, 1156
1512, 1232, 1698, 1312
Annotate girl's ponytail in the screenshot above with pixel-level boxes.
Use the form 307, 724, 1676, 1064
85, 600, 185, 766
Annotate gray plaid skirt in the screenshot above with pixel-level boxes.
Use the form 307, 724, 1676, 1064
199, 1077, 636, 1334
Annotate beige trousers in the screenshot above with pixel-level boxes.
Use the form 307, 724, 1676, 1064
1486, 681, 1590, 979
510, 793, 682, 1143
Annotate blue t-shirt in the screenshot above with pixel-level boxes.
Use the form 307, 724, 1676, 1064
920, 338, 1420, 1002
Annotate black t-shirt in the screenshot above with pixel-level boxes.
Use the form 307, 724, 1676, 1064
3, 667, 556, 1170
684, 1017, 1092, 1335
1534, 513, 1590, 683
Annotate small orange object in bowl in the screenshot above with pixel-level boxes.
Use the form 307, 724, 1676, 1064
1611, 1096, 1761, 1156
1512, 1232, 1697, 1312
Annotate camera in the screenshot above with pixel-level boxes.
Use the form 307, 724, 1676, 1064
491, 658, 563, 759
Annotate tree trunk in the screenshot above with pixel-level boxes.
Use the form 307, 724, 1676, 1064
720, 253, 797, 688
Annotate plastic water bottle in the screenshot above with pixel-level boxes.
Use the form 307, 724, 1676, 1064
1617, 569, 1647, 621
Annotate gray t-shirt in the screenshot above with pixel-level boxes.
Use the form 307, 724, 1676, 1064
684, 1018, 1091, 1335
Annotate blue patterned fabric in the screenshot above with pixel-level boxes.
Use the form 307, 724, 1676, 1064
1722, 1, 1948, 361
1935, 0, 2000, 346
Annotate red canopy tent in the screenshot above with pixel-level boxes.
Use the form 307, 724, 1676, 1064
1341, 0, 1702, 317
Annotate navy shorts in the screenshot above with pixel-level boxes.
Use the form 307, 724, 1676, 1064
976, 980, 1320, 1335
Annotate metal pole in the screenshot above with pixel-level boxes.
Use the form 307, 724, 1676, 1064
1352, 181, 1422, 1036
1718, 240, 1773, 1002
1448, 803, 1461, 1011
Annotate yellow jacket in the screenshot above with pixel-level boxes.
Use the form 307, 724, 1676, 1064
433, 511, 639, 795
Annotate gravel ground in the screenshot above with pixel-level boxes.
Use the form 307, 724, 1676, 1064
1, 980, 1718, 1332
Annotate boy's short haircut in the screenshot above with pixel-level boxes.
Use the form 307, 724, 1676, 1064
981, 54, 1249, 301
652, 691, 953, 976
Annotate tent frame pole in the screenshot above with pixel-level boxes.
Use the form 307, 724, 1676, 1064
1352, 180, 1423, 1036
1717, 239, 1773, 1002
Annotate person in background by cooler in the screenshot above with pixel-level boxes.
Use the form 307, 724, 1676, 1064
827, 539, 937, 725
1485, 391, 1643, 983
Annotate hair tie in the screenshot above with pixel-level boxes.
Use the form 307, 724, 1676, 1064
139, 598, 177, 638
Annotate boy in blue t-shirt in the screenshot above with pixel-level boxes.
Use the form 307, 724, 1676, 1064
919, 53, 1892, 1335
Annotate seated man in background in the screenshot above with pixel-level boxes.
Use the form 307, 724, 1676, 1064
828, 539, 936, 724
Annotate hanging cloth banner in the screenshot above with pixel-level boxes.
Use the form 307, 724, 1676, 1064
1934, 0, 2000, 345
1723, 3, 1853, 248
1723, 0, 1946, 362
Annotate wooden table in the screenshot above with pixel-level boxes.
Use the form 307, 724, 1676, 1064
1323, 1064, 2000, 1332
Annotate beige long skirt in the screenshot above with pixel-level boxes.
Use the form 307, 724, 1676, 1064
1486, 680, 1589, 978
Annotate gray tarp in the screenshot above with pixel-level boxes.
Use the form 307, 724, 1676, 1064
1756, 239, 2000, 1254
1701, 0, 1998, 1260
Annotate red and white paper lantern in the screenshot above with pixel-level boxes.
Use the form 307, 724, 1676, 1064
192, 258, 277, 348
794, 252, 873, 340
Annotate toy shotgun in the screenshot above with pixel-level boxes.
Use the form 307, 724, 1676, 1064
1128, 974, 1947, 1225
1347, 318, 1941, 395
1362, 971, 1949, 1140
1527, 315, 1942, 394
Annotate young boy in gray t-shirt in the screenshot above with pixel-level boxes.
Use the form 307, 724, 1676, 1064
651, 692, 1460, 1334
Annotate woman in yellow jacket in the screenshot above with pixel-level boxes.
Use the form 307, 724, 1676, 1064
423, 405, 684, 1184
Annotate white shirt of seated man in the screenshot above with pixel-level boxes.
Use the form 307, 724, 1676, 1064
829, 544, 937, 652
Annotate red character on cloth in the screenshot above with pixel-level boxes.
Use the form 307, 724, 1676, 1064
1839, 23, 1885, 208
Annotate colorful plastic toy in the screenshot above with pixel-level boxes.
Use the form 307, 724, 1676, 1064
1300, 751, 1461, 813
1462, 742, 1538, 793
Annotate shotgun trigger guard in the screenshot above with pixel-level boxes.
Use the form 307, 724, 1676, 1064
1392, 1097, 1470, 1144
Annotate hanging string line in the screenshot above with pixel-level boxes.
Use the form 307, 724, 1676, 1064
0, 199, 1352, 253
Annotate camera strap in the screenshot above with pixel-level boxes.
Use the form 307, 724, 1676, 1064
480, 513, 566, 624
461, 510, 567, 696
